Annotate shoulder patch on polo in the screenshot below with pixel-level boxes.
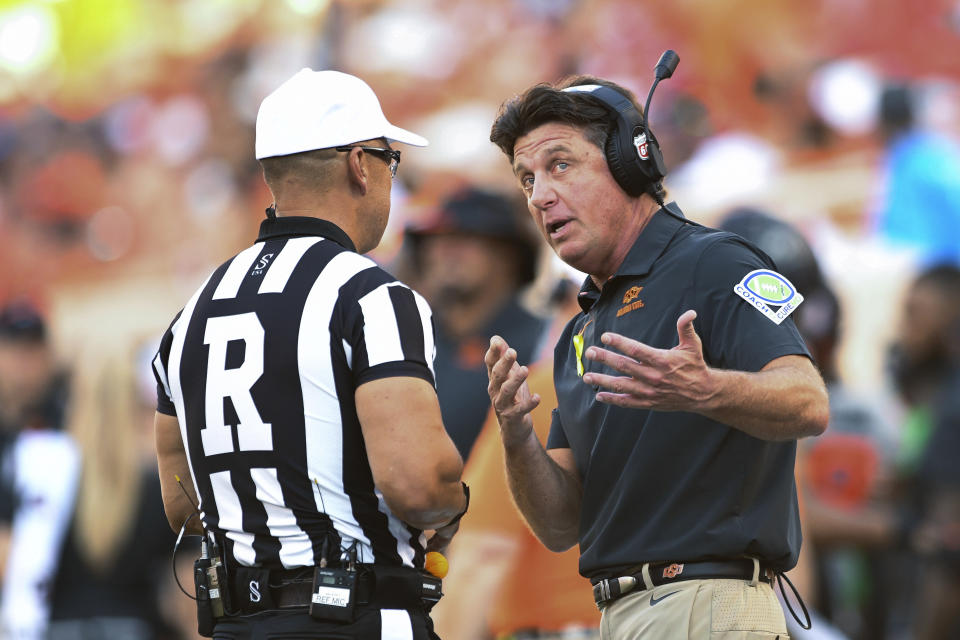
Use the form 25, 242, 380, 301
733, 269, 804, 325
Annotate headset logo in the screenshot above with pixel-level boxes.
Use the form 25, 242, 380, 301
662, 563, 684, 579
249, 580, 262, 602
633, 131, 649, 160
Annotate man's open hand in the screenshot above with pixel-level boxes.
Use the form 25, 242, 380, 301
582, 310, 719, 411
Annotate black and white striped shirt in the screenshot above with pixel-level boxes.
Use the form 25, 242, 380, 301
153, 216, 437, 571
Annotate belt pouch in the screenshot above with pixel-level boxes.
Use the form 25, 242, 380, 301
368, 566, 425, 609
309, 567, 356, 622
420, 574, 443, 612
193, 558, 214, 638
232, 567, 275, 614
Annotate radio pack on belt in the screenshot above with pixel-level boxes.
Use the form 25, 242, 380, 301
420, 574, 442, 612
194, 536, 232, 637
309, 567, 357, 622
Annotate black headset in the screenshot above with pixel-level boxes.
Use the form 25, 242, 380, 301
562, 50, 679, 204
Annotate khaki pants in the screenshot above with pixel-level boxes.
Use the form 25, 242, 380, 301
600, 579, 790, 640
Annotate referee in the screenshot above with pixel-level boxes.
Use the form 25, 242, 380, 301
153, 69, 468, 639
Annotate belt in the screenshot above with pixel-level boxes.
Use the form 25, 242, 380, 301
227, 564, 432, 613
592, 559, 773, 608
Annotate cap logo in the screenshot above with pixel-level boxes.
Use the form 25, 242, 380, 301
633, 131, 649, 161
734, 269, 804, 325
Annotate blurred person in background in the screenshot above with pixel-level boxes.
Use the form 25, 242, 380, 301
719, 209, 899, 640
485, 74, 828, 638
0, 300, 70, 436
0, 301, 79, 639
872, 83, 960, 266
434, 279, 600, 640
889, 264, 960, 639
405, 187, 546, 461
46, 336, 181, 640
154, 69, 468, 639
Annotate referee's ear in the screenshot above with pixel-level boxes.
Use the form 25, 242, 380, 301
343, 147, 369, 196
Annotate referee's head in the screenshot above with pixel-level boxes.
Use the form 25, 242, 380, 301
254, 69, 428, 254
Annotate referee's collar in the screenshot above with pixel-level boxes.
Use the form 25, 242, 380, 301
256, 216, 357, 252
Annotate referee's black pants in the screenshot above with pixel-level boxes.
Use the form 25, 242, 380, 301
211, 606, 440, 640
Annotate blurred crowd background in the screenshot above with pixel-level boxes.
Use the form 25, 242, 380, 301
0, 0, 959, 638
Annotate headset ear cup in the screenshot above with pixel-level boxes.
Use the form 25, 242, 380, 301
604, 134, 644, 197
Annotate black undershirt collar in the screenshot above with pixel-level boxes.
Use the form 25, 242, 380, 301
256, 215, 357, 253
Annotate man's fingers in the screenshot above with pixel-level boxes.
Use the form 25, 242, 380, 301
485, 336, 508, 374
595, 391, 652, 409
584, 372, 644, 396
488, 347, 518, 390
504, 392, 541, 417
676, 310, 699, 347
596, 332, 663, 364
494, 365, 539, 415
498, 363, 527, 400
584, 345, 646, 378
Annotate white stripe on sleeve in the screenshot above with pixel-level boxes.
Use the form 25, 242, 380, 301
412, 290, 436, 379
153, 353, 172, 401
358, 283, 405, 367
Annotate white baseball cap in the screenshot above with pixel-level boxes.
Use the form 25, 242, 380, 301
255, 68, 428, 160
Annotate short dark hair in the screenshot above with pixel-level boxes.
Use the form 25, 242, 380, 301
259, 147, 338, 189
489, 75, 645, 162
915, 263, 960, 301
0, 300, 46, 343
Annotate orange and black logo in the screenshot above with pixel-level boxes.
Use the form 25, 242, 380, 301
662, 563, 684, 579
617, 286, 644, 317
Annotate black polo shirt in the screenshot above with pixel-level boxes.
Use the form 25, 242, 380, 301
547, 203, 809, 580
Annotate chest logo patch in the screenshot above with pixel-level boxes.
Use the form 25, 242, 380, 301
617, 286, 644, 317
734, 269, 803, 325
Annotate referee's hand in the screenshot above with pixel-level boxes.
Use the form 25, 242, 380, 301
486, 335, 540, 448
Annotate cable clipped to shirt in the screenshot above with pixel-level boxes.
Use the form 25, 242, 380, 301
171, 475, 202, 600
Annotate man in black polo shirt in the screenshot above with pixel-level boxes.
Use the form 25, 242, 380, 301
484, 74, 828, 638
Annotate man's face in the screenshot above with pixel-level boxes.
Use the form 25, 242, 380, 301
512, 122, 633, 279
0, 339, 53, 411
897, 281, 956, 364
418, 233, 513, 305
357, 141, 394, 254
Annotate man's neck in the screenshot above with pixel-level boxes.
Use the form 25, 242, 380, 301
588, 196, 661, 290
274, 192, 362, 251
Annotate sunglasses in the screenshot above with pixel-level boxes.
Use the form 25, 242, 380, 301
335, 146, 401, 178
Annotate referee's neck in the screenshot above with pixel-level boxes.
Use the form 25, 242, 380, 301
271, 206, 367, 254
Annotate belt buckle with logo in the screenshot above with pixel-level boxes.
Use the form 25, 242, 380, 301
661, 563, 684, 579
